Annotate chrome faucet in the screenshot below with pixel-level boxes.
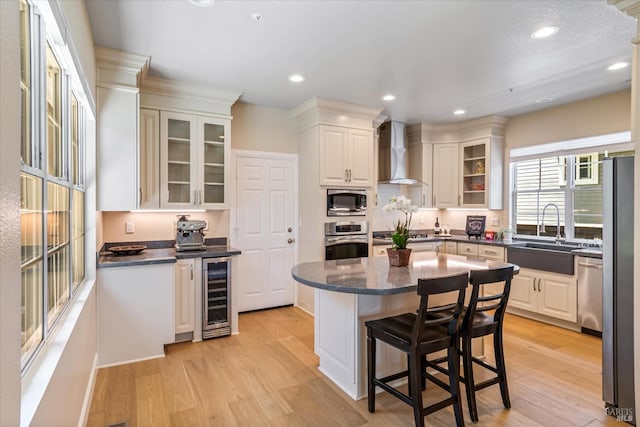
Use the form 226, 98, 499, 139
541, 203, 563, 244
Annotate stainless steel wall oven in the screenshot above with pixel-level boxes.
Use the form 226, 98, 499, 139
325, 221, 369, 260
203, 257, 231, 339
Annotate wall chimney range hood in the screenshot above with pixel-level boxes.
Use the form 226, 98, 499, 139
378, 121, 417, 184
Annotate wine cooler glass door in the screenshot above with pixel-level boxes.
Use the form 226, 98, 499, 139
203, 257, 231, 339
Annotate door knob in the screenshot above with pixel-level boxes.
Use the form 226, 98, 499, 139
288, 238, 295, 244
288, 227, 292, 232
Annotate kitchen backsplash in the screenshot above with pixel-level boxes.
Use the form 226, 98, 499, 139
373, 184, 507, 233
101, 210, 229, 243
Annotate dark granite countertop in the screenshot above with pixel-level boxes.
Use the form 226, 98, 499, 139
97, 239, 241, 268
291, 252, 517, 295
571, 248, 603, 259
372, 235, 525, 248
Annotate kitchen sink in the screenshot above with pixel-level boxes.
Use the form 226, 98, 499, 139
507, 242, 577, 275
516, 242, 580, 252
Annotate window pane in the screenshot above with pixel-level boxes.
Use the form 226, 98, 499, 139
21, 173, 43, 365
71, 95, 80, 186
46, 45, 63, 178
513, 156, 565, 237
47, 182, 69, 326
72, 190, 84, 291
20, 0, 32, 167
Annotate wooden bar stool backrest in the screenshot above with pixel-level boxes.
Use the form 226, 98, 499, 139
414, 273, 469, 345
464, 267, 515, 335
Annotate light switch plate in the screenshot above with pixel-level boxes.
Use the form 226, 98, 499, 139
125, 221, 135, 234
491, 218, 500, 227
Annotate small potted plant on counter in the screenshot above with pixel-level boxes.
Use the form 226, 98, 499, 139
383, 195, 418, 267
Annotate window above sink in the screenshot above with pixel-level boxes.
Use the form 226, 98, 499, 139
509, 132, 634, 243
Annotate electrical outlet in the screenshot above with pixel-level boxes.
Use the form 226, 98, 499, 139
125, 221, 135, 234
491, 218, 500, 227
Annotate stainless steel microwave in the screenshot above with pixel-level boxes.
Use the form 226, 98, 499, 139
327, 189, 367, 216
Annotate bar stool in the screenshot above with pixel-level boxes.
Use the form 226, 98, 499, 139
428, 266, 514, 423
365, 272, 469, 427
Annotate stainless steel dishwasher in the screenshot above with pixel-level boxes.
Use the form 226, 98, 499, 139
577, 256, 603, 336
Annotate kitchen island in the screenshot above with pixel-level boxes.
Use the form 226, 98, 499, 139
292, 251, 517, 399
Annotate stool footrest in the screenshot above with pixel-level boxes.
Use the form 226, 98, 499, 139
474, 377, 501, 391
472, 356, 498, 374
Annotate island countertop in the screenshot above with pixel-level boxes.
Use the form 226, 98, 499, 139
291, 252, 518, 295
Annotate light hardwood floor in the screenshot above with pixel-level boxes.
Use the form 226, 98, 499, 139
87, 308, 617, 427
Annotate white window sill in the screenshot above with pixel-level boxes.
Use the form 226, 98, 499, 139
20, 278, 96, 427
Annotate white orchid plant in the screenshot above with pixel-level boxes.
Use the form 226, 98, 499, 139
383, 195, 419, 250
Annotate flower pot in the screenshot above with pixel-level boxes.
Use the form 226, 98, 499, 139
387, 248, 412, 267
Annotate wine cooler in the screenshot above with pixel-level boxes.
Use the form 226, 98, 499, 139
202, 257, 231, 339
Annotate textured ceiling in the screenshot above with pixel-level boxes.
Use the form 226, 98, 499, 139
86, 0, 636, 123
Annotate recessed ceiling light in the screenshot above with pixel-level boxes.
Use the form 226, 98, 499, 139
251, 12, 263, 21
531, 26, 559, 39
536, 97, 555, 103
453, 109, 466, 115
188, 0, 215, 7
289, 74, 305, 83
608, 62, 629, 71
382, 94, 396, 101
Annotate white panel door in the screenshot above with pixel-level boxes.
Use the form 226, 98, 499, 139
537, 274, 577, 322
508, 270, 538, 312
235, 154, 296, 311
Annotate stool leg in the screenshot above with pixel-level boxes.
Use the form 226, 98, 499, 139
367, 331, 376, 413
409, 351, 425, 427
448, 343, 465, 427
420, 354, 427, 391
494, 328, 511, 409
462, 335, 478, 423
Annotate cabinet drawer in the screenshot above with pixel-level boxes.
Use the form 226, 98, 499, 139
457, 243, 478, 256
479, 245, 504, 261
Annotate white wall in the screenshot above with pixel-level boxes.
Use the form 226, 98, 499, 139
231, 102, 298, 153
0, 1, 98, 426
59, 0, 96, 102
0, 1, 23, 425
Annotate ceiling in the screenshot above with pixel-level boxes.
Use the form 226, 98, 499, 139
85, 0, 636, 124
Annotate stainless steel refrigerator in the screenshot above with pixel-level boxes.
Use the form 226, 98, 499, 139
603, 156, 635, 424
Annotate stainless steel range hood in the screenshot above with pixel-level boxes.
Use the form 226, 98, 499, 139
378, 121, 417, 184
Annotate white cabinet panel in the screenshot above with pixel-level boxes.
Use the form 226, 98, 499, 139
509, 271, 538, 312
348, 129, 374, 186
432, 143, 459, 207
97, 263, 174, 366
97, 87, 139, 211
139, 108, 160, 209
175, 259, 195, 336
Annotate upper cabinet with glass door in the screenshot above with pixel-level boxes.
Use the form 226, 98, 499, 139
459, 137, 504, 209
160, 111, 230, 209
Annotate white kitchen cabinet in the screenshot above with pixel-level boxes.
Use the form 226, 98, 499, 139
432, 143, 459, 207
478, 245, 505, 261
160, 111, 230, 209
139, 108, 160, 209
319, 125, 374, 187
509, 267, 577, 322
459, 137, 504, 209
175, 259, 196, 336
440, 241, 457, 254
97, 263, 174, 366
95, 47, 149, 211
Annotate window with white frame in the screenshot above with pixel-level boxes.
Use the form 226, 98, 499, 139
511, 148, 633, 241
19, 0, 87, 371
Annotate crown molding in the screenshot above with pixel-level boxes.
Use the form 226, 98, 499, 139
406, 115, 507, 144
291, 97, 384, 131
609, 0, 640, 18
95, 46, 149, 88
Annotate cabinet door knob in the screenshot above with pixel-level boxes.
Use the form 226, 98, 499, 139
287, 238, 295, 244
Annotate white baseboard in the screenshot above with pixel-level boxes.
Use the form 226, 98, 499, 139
78, 353, 98, 427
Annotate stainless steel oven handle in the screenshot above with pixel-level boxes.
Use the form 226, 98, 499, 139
325, 236, 368, 246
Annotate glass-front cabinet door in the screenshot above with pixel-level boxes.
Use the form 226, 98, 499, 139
160, 111, 230, 209
160, 111, 197, 208
198, 116, 229, 207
